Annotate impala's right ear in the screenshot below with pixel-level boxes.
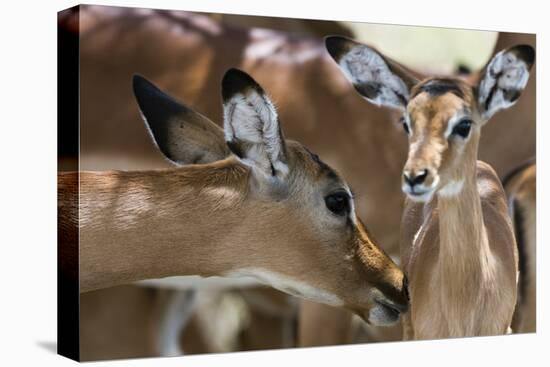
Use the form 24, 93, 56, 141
133, 75, 230, 165
325, 36, 418, 111
221, 69, 288, 179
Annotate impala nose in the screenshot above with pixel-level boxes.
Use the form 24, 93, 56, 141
404, 169, 428, 188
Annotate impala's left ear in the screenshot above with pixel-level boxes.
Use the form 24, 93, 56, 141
477, 45, 535, 121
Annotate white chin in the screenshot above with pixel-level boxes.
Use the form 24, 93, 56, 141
403, 188, 434, 203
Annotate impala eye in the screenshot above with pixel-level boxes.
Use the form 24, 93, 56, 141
451, 119, 473, 138
325, 192, 351, 216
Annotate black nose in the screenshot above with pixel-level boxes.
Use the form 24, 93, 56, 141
404, 169, 428, 187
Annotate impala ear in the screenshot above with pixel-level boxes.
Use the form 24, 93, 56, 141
325, 36, 418, 111
477, 45, 535, 121
133, 75, 230, 165
221, 68, 288, 179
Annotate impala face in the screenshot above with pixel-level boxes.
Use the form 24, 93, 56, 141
228, 139, 409, 325
401, 79, 480, 202
133, 69, 409, 325
326, 36, 535, 202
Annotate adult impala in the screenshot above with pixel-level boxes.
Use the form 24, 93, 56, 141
58, 69, 409, 325
326, 36, 534, 338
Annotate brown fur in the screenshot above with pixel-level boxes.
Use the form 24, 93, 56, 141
505, 161, 536, 333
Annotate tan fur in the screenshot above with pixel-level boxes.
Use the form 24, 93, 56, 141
505, 162, 536, 333
400, 85, 518, 339
60, 141, 407, 320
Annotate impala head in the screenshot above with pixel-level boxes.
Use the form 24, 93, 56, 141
326, 36, 535, 202
133, 69, 408, 325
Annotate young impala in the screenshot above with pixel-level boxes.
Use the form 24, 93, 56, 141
58, 69, 409, 326
326, 36, 534, 339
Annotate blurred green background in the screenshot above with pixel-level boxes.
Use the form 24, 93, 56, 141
348, 23, 497, 73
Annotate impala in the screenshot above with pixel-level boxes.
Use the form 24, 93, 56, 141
58, 69, 409, 325
504, 159, 536, 334
326, 36, 534, 338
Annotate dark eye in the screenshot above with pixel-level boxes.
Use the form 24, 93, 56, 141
451, 119, 473, 138
400, 117, 410, 135
325, 192, 350, 216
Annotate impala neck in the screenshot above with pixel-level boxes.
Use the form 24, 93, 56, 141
436, 138, 493, 293
79, 158, 256, 292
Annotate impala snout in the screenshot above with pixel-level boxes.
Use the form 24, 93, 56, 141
402, 166, 439, 202
354, 219, 409, 325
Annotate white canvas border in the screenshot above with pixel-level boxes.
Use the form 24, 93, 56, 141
0, 0, 545, 366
